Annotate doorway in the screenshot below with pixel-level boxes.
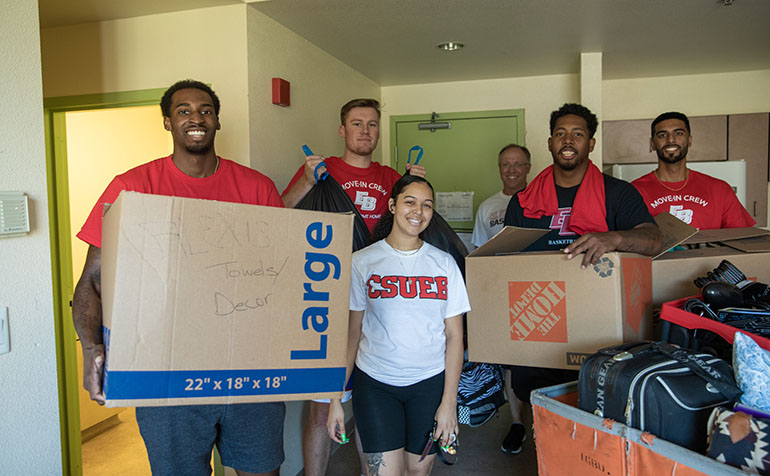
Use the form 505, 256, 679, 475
390, 109, 525, 233
45, 89, 169, 476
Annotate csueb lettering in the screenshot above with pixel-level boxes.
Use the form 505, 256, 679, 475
367, 275, 448, 300
290, 222, 341, 360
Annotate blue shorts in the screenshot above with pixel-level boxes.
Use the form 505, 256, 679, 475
352, 367, 444, 455
136, 402, 285, 475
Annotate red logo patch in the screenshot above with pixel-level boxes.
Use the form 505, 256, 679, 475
508, 281, 568, 343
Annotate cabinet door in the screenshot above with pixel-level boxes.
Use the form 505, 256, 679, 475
728, 113, 769, 227
603, 116, 727, 164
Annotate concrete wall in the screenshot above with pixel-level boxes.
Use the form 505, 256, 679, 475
0, 0, 62, 473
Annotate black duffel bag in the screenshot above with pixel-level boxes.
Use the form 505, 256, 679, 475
577, 341, 741, 452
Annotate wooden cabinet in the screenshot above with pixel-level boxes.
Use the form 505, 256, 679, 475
603, 113, 769, 227
728, 113, 769, 227
603, 115, 727, 164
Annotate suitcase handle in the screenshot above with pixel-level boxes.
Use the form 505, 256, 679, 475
653, 342, 742, 401
597, 341, 656, 359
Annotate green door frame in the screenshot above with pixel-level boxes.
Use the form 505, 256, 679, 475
46, 88, 228, 476
45, 88, 167, 476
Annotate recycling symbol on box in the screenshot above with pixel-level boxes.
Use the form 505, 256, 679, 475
593, 257, 614, 278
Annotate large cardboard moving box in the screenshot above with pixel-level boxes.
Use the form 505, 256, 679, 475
466, 227, 653, 370
652, 227, 770, 306
101, 191, 353, 407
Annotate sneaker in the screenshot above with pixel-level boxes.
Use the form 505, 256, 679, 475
501, 423, 526, 454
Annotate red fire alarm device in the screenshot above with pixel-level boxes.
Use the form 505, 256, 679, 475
272, 78, 290, 107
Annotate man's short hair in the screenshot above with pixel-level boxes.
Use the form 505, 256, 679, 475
498, 144, 531, 163
160, 80, 220, 117
340, 98, 381, 124
651, 111, 691, 136
550, 103, 598, 138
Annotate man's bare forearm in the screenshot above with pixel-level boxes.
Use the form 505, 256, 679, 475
615, 223, 664, 257
281, 177, 313, 208
72, 245, 104, 347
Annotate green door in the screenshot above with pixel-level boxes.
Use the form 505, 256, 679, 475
391, 109, 525, 232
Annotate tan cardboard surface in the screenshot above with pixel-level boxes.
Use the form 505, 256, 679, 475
101, 191, 353, 407
680, 226, 769, 245
652, 246, 770, 306
466, 248, 652, 370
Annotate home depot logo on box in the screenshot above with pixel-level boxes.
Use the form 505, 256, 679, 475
508, 281, 568, 343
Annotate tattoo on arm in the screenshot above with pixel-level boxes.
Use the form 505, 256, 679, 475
366, 452, 385, 476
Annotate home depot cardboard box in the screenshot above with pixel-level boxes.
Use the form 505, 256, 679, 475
100, 191, 353, 407
652, 227, 770, 306
465, 227, 654, 370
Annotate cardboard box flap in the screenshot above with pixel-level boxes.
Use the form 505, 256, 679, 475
681, 226, 770, 245
653, 212, 697, 259
721, 234, 770, 253
468, 226, 550, 257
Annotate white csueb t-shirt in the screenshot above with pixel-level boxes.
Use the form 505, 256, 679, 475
471, 191, 513, 247
350, 240, 471, 387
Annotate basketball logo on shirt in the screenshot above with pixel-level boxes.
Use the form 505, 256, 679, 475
669, 205, 693, 224
550, 207, 576, 236
354, 191, 377, 211
507, 281, 568, 343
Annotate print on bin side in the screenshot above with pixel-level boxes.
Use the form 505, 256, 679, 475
508, 281, 567, 343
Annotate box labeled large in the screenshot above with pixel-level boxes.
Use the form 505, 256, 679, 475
100, 191, 353, 407
465, 227, 653, 370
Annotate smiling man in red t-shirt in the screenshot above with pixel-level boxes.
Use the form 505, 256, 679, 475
632, 111, 755, 230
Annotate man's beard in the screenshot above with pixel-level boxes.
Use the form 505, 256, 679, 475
185, 142, 213, 154
657, 146, 687, 164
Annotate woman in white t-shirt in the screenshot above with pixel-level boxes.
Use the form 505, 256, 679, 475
327, 175, 470, 476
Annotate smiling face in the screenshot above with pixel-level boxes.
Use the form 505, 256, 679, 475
548, 114, 595, 172
163, 88, 220, 155
651, 118, 691, 164
339, 107, 380, 157
388, 181, 434, 239
498, 147, 531, 194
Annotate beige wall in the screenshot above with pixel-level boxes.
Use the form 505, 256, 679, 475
603, 69, 770, 120
246, 7, 381, 191
41, 5, 251, 165
381, 74, 579, 175
0, 0, 62, 473
382, 67, 770, 175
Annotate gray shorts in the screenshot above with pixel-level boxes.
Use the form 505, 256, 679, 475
136, 402, 285, 475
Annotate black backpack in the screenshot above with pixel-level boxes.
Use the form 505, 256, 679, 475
457, 359, 506, 427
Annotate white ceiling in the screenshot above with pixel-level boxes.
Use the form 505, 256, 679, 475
38, 0, 770, 86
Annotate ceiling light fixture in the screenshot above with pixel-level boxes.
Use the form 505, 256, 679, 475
437, 42, 464, 52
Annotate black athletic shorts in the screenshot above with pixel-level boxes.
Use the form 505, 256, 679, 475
352, 366, 444, 455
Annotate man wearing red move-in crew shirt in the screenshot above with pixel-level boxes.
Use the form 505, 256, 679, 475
282, 98, 426, 476
632, 111, 755, 230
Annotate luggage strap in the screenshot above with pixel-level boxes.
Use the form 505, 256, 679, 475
653, 342, 742, 401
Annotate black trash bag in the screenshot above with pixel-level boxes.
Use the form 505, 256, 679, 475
294, 174, 372, 252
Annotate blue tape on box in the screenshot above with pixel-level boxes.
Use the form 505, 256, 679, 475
104, 367, 346, 400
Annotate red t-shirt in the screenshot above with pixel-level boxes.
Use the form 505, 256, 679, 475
78, 156, 284, 248
282, 156, 401, 233
631, 170, 755, 230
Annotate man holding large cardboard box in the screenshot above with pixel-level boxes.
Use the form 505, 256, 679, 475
632, 111, 755, 229
73, 80, 286, 476
502, 103, 663, 403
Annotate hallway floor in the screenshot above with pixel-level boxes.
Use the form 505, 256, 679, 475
324, 403, 538, 475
